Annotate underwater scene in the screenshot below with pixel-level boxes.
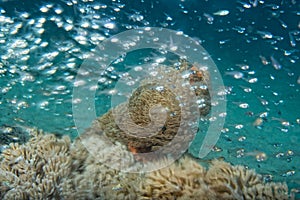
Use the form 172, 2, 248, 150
0, 0, 299, 199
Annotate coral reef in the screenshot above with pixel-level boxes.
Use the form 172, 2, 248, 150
0, 129, 139, 200
0, 130, 289, 200
0, 61, 289, 199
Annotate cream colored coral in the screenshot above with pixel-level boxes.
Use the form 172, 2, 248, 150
138, 157, 288, 200
205, 160, 288, 200
138, 156, 214, 200
0, 130, 73, 199
0, 130, 289, 200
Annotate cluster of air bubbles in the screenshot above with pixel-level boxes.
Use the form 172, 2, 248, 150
0, 0, 155, 135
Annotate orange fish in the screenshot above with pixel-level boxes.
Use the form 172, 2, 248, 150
189, 65, 203, 84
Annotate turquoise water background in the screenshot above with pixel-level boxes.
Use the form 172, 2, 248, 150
0, 0, 299, 196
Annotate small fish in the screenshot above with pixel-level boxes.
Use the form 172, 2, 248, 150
247, 78, 258, 83
249, 0, 258, 7
232, 26, 246, 34
239, 85, 252, 92
232, 102, 249, 108
213, 10, 230, 16
288, 32, 296, 47
255, 152, 267, 162
224, 71, 244, 79
203, 13, 214, 24
278, 19, 287, 29
283, 49, 298, 56
271, 117, 290, 127
245, 111, 254, 116
257, 96, 268, 106
282, 170, 295, 177
6, 134, 20, 141
236, 64, 249, 70
253, 117, 264, 127
239, 103, 249, 108
237, 1, 251, 8
259, 112, 268, 118
297, 76, 300, 84
163, 13, 173, 21
219, 39, 230, 44
244, 151, 267, 162
257, 30, 273, 39
259, 55, 269, 65
264, 4, 280, 10
276, 127, 289, 133
270, 56, 282, 70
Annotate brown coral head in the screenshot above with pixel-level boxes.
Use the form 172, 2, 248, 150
125, 82, 179, 138
106, 65, 200, 169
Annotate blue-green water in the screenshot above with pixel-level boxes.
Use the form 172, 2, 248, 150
0, 0, 299, 197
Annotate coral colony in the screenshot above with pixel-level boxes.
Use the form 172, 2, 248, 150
0, 61, 289, 199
